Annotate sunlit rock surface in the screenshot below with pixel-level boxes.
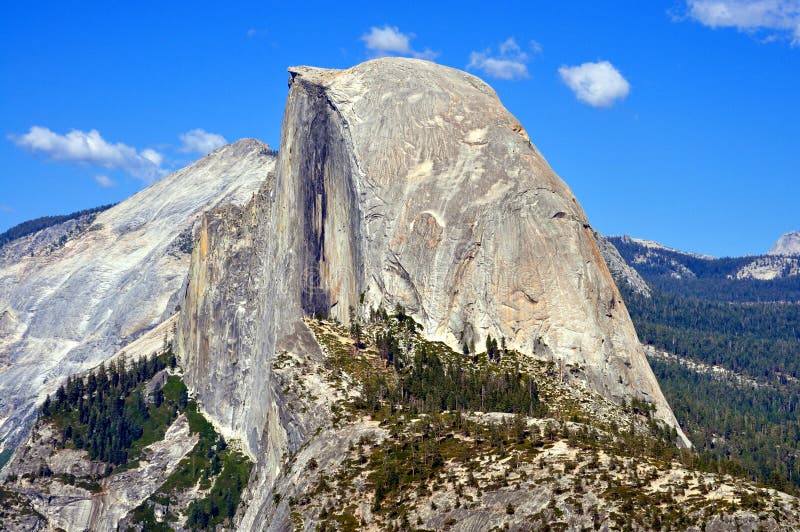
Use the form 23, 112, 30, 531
769, 230, 800, 256
177, 58, 690, 528
0, 140, 275, 454
594, 231, 651, 297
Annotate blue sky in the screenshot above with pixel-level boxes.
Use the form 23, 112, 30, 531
1, 0, 798, 257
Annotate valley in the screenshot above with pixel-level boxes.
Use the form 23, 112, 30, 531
606, 235, 800, 495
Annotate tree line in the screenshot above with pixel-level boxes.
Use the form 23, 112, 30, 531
0, 204, 115, 248
40, 349, 178, 466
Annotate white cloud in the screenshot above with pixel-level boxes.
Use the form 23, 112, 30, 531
499, 37, 522, 55
246, 28, 257, 38
362, 25, 410, 54
360, 25, 439, 60
141, 148, 163, 167
684, 0, 800, 45
94, 175, 115, 187
9, 127, 166, 183
467, 37, 536, 80
178, 129, 227, 154
413, 48, 439, 61
0, 205, 13, 213
558, 61, 631, 108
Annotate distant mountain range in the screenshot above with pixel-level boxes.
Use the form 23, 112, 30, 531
607, 234, 800, 302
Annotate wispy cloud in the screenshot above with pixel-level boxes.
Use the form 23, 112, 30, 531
0, 205, 13, 213
681, 0, 800, 45
360, 25, 438, 60
558, 61, 631, 108
8, 127, 166, 183
467, 37, 538, 80
94, 175, 115, 187
179, 128, 228, 154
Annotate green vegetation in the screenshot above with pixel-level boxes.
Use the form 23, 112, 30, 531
31, 342, 252, 530
627, 289, 800, 379
129, 389, 252, 531
0, 447, 12, 471
0, 203, 115, 249
40, 349, 174, 467
302, 310, 730, 529
652, 360, 800, 492
621, 284, 800, 493
185, 449, 252, 530
346, 308, 545, 419
54, 473, 102, 493
610, 235, 800, 494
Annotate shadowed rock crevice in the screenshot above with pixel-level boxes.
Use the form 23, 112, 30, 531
291, 76, 365, 318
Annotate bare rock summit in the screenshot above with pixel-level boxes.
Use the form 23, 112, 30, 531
769, 230, 800, 256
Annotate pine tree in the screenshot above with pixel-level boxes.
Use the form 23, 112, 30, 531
41, 394, 51, 416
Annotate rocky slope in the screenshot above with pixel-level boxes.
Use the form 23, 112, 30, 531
769, 231, 800, 256
247, 315, 800, 531
732, 255, 800, 281
593, 232, 651, 296
0, 321, 254, 531
609, 235, 709, 280
177, 57, 689, 527
3, 413, 197, 531
0, 140, 275, 456
6, 313, 798, 531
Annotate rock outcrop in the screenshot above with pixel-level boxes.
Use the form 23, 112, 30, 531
733, 255, 800, 280
769, 230, 800, 256
4, 415, 197, 531
177, 58, 690, 526
0, 140, 275, 456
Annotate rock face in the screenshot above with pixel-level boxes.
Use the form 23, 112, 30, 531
769, 231, 800, 256
4, 415, 197, 531
0, 140, 275, 455
177, 58, 689, 512
733, 255, 800, 280
593, 231, 651, 297
608, 235, 705, 280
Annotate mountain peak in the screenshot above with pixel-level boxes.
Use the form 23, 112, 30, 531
204, 137, 273, 159
178, 57, 689, 477
769, 230, 800, 256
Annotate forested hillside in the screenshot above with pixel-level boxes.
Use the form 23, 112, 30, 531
611, 236, 800, 493
1, 346, 252, 530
